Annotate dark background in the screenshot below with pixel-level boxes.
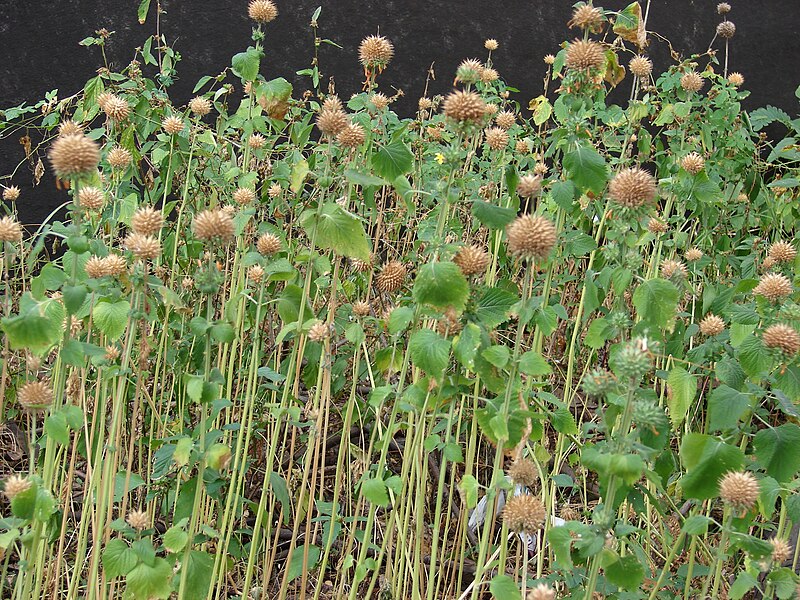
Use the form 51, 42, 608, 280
1, 0, 798, 226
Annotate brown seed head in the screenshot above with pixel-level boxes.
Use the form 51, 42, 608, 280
527, 583, 556, 600
685, 247, 703, 262
543, 54, 556, 65
454, 244, 490, 276
3, 186, 20, 202
248, 133, 267, 150
768, 241, 797, 264
699, 314, 725, 336
629, 55, 653, 79
58, 120, 83, 137
248, 0, 278, 23
480, 67, 499, 83
256, 233, 281, 255
763, 324, 800, 356
484, 127, 509, 150
661, 259, 688, 280
484, 38, 499, 51
353, 301, 371, 317
351, 256, 373, 272
507, 458, 539, 488
517, 175, 542, 199
376, 260, 407, 293
124, 233, 161, 260
753, 273, 793, 301
192, 209, 235, 244
247, 265, 265, 284
569, 4, 604, 31
103, 254, 128, 276
162, 115, 184, 135
268, 183, 282, 199
565, 39, 605, 71
316, 108, 349, 137
103, 95, 130, 122
308, 321, 331, 342
3, 474, 32, 500
49, 134, 101, 177
85, 256, 108, 278
104, 345, 121, 361
717, 2, 731, 14
131, 206, 163, 236
107, 146, 132, 169
515, 140, 529, 154
359, 35, 394, 68
321, 95, 343, 112
728, 72, 744, 87
337, 122, 366, 148
233, 187, 256, 206
719, 471, 759, 511
495, 111, 516, 130
770, 538, 793, 564
647, 218, 668, 235
0, 217, 23, 243
418, 97, 433, 111
189, 96, 212, 116
502, 494, 546, 534
17, 379, 54, 411
681, 152, 705, 174
370, 92, 391, 110
126, 510, 150, 531
506, 214, 557, 260
443, 91, 486, 122
609, 168, 657, 209
77, 186, 105, 210
717, 21, 736, 39
680, 71, 705, 93
455, 59, 485, 84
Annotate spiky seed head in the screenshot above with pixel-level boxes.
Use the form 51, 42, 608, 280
717, 21, 736, 38
3, 474, 31, 500
192, 209, 235, 244
685, 247, 703, 262
107, 146, 132, 169
728, 72, 744, 87
443, 91, 486, 122
527, 583, 556, 600
768, 241, 797, 264
681, 152, 705, 174
248, 134, 267, 150
453, 244, 490, 276
762, 256, 777, 272
484, 127, 509, 151
717, 2, 731, 14
102, 345, 120, 361
484, 103, 499, 116
507, 458, 539, 488
3, 186, 20, 202
485, 38, 499, 50
565, 39, 605, 71
680, 71, 705, 93
543, 54, 556, 65
506, 214, 557, 260
247, 265, 265, 284
376, 260, 407, 293
233, 187, 256, 206
418, 97, 433, 111
256, 233, 281, 255
103, 255, 128, 276
97, 92, 113, 111
502, 494, 546, 534
516, 175, 542, 199
126, 510, 150, 531
763, 324, 800, 356
515, 140, 529, 154
753, 273, 793, 302
189, 96, 212, 116
48, 133, 101, 177
370, 92, 391, 110
337, 122, 366, 148
495, 111, 515, 130
629, 55, 653, 79
770, 538, 792, 564
103, 95, 130, 121
660, 259, 688, 280
609, 168, 657, 209
76, 186, 103, 211
308, 321, 330, 342
268, 183, 282, 199
131, 206, 163, 236
719, 471, 759, 511
85, 256, 107, 278
613, 339, 652, 380
436, 309, 464, 336
321, 95, 343, 112
353, 301, 371, 317
633, 399, 668, 429
569, 4, 604, 31
455, 59, 485, 84
533, 162, 548, 176
17, 379, 54, 411
162, 115, 184, 135
351, 256, 373, 272
124, 233, 161, 260
248, 0, 278, 23
316, 108, 349, 137
0, 217, 22, 243
699, 314, 725, 336
58, 120, 83, 137
359, 35, 394, 68
582, 368, 618, 396
181, 277, 194, 290
647, 217, 668, 235
480, 67, 499, 83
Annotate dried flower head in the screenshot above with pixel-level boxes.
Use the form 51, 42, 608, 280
268, 183, 282, 199
680, 71, 705, 93
515, 139, 529, 154
17, 379, 54, 411
3, 186, 20, 202
685, 247, 703, 262
681, 152, 705, 174
49, 134, 101, 177
717, 21, 736, 39
162, 115, 184, 135
629, 55, 653, 79
193, 209, 235, 244
189, 96, 212, 117
104, 345, 121, 361
126, 510, 150, 531
337, 122, 366, 148
507, 458, 539, 488
131, 206, 163, 236
308, 321, 331, 343
543, 54, 556, 65
3, 474, 31, 500
85, 256, 108, 278
719, 471, 759, 511
107, 146, 132, 169
484, 38, 499, 51
316, 108, 349, 137
768, 241, 797, 264
502, 494, 546, 534
103, 255, 128, 276
517, 175, 542, 199
443, 90, 486, 122
569, 4, 604, 31
418, 97, 433, 111
359, 35, 394, 69
484, 127, 509, 150
103, 95, 130, 122
58, 120, 83, 137
454, 245, 490, 276
233, 187, 256, 206
256, 232, 281, 255
376, 260, 407, 293
352, 301, 371, 317
370, 92, 391, 110
322, 95, 343, 112
728, 72, 745, 87
0, 216, 23, 243
248, 0, 278, 23
506, 214, 557, 260
647, 218, 668, 235
455, 59, 485, 84
565, 39, 605, 71
717, 2, 731, 14
480, 67, 499, 83
609, 168, 657, 209
753, 273, 793, 302
247, 265, 265, 284
124, 233, 161, 260
527, 583, 556, 600
770, 538, 792, 564
495, 111, 516, 130
763, 324, 800, 356
248, 134, 267, 150
699, 314, 725, 336
660, 259, 688, 280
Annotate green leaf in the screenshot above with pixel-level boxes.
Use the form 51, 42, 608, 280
548, 526, 574, 568
519, 351, 552, 376
372, 139, 413, 180
680, 434, 744, 500
231, 46, 263, 81
124, 557, 172, 599
737, 334, 775, 378
361, 478, 389, 507
1, 293, 65, 355
707, 385, 752, 432
344, 169, 386, 187
180, 551, 214, 598
459, 475, 479, 509
286, 545, 321, 583
471, 200, 516, 229
45, 411, 70, 446
682, 515, 712, 535
162, 526, 188, 553
137, 0, 151, 23
605, 553, 645, 591
489, 575, 521, 599
102, 539, 138, 579
666, 367, 696, 428
453, 322, 482, 371
563, 230, 598, 257
92, 299, 131, 341
413, 261, 469, 311
409, 329, 450, 378
563, 144, 608, 194
632, 278, 679, 331
387, 306, 414, 335
473, 287, 516, 328
753, 424, 800, 483
290, 158, 310, 193
482, 345, 510, 369
767, 567, 799, 599
729, 572, 758, 600
585, 317, 612, 349
299, 203, 372, 261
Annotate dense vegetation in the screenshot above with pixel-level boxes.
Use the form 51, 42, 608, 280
1, 1, 800, 598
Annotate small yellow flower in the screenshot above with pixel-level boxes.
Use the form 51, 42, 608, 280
435, 153, 445, 164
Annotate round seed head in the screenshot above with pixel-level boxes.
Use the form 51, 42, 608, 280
719, 471, 759, 511
582, 368, 618, 396
569, 4, 604, 31
85, 256, 108, 278
453, 244, 490, 276
308, 321, 331, 342
660, 259, 688, 280
728, 72, 744, 87
699, 314, 725, 336
48, 133, 101, 177
507, 458, 539, 488
0, 216, 23, 243
107, 146, 132, 169
126, 510, 150, 531
613, 339, 652, 380
685, 247, 703, 262
502, 494, 546, 534
248, 0, 278, 23
609, 168, 657, 209
268, 183, 282, 199
124, 233, 161, 260
629, 55, 653, 79
717, 21, 736, 39
376, 260, 407, 293
359, 35, 394, 69
316, 108, 349, 137
681, 152, 705, 174
337, 122, 366, 148
103, 95, 130, 122
770, 538, 792, 564
103, 254, 128, 276
763, 324, 800, 356
77, 186, 104, 210
248, 134, 267, 150
516, 175, 542, 199
443, 90, 486, 122
353, 301, 371, 317
131, 206, 163, 236
506, 214, 557, 260
495, 111, 516, 130
484, 126, 509, 150
680, 71, 705, 93
717, 2, 731, 14
188, 96, 212, 117
3, 186, 20, 202
527, 583, 556, 600
322, 95, 343, 112
480, 67, 499, 83
455, 59, 485, 84
17, 379, 54, 411
768, 241, 797, 264
3, 474, 32, 500
565, 39, 605, 71
247, 265, 265, 284
370, 92, 391, 110
647, 218, 668, 235
753, 273, 793, 302
192, 209, 235, 244
233, 187, 256, 206
351, 256, 373, 272
256, 232, 281, 255
418, 97, 433, 111
515, 139, 529, 154
162, 115, 184, 135
485, 38, 499, 51
58, 120, 83, 137
543, 54, 556, 65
